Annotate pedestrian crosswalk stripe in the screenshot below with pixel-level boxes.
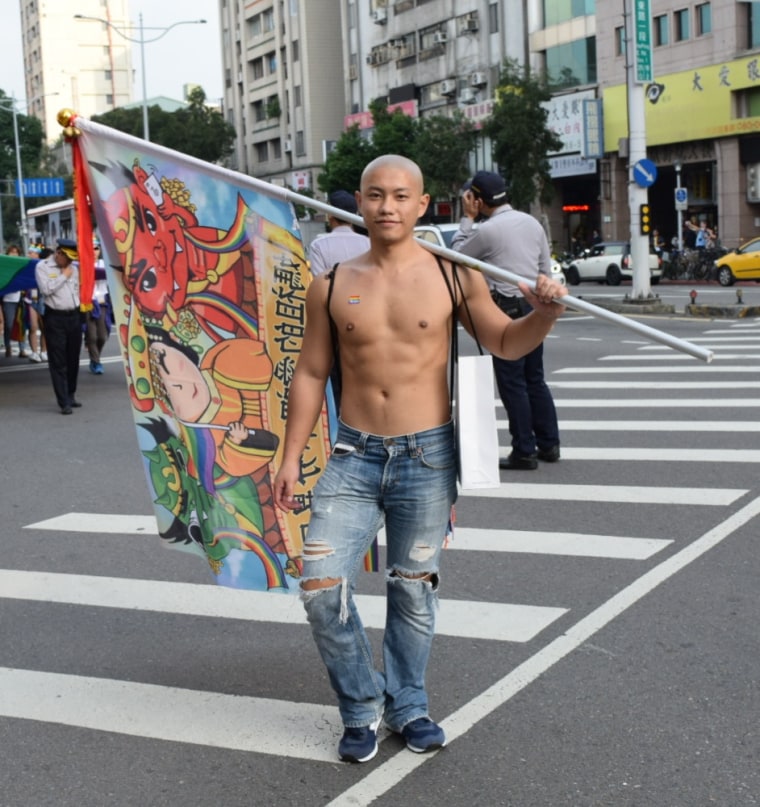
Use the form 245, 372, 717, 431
0, 666, 345, 762
25, 513, 669, 560
556, 366, 758, 374
549, 420, 760, 432
463, 484, 745, 505
552, 398, 760, 407
0, 570, 567, 643
601, 353, 760, 360
549, 381, 760, 388
450, 528, 670, 559
505, 447, 760, 462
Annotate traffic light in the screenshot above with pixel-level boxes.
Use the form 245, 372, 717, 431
639, 203, 652, 235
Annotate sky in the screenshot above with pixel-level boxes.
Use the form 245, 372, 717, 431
1, 0, 224, 105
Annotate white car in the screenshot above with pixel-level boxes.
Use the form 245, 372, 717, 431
414, 224, 566, 284
414, 223, 463, 249
563, 241, 662, 286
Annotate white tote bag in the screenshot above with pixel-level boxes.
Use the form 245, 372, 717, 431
454, 353, 501, 490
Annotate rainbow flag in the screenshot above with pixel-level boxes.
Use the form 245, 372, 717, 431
62, 112, 379, 592
0, 255, 38, 296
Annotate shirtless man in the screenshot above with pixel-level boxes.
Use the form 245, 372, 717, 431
274, 155, 566, 763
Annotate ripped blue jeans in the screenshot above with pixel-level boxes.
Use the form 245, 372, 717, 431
302, 419, 457, 731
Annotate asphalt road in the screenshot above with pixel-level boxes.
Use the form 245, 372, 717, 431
1, 281, 759, 807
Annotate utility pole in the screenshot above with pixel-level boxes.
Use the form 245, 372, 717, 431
624, 0, 655, 299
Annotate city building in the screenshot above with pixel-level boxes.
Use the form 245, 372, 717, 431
595, 0, 760, 251
220, 0, 347, 193
19, 0, 133, 141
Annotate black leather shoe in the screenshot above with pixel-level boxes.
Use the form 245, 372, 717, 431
61, 406, 73, 415
70, 399, 82, 407
500, 452, 538, 470
537, 445, 560, 463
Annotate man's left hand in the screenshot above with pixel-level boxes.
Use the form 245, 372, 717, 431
519, 274, 567, 320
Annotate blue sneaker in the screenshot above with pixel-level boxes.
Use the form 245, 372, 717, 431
89, 360, 97, 374
338, 720, 380, 763
94, 362, 105, 374
400, 717, 446, 753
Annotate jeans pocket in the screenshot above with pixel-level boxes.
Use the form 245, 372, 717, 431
418, 439, 456, 471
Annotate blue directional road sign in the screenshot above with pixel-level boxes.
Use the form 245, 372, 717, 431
633, 159, 658, 188
15, 177, 65, 197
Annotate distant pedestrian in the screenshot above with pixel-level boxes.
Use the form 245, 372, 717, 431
452, 170, 561, 471
308, 190, 370, 277
35, 238, 82, 414
84, 241, 111, 374
3, 244, 28, 358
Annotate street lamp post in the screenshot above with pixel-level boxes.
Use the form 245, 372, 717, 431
0, 94, 57, 253
74, 13, 207, 142
675, 160, 683, 254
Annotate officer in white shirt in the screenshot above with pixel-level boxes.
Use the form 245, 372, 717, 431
35, 238, 82, 414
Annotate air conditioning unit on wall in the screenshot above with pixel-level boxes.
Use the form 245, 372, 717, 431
283, 140, 292, 153
373, 7, 387, 23
433, 31, 447, 44
440, 79, 457, 96
748, 163, 760, 203
470, 71, 487, 88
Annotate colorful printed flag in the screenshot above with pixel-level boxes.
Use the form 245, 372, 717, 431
0, 255, 38, 297
62, 112, 347, 592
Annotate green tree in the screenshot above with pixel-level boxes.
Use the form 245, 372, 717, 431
413, 111, 478, 208
368, 98, 416, 159
484, 59, 562, 211
318, 101, 477, 212
0, 91, 46, 246
317, 124, 375, 196
92, 87, 235, 164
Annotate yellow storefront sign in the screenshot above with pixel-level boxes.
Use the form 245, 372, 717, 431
604, 54, 760, 150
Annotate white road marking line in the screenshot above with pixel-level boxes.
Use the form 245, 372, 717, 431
327, 494, 760, 805
0, 569, 566, 643
555, 366, 759, 374
462, 484, 745, 505
449, 528, 670, 560
552, 399, 760, 407
535, 448, 760, 462
551, 420, 760, 432
25, 513, 670, 562
549, 381, 760, 388
0, 667, 345, 762
600, 353, 760, 360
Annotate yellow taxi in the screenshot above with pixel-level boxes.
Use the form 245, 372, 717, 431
715, 237, 760, 286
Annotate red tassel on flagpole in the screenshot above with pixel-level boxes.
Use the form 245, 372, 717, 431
69, 121, 95, 312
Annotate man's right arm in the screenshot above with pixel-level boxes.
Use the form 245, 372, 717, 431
274, 277, 334, 510
35, 261, 69, 296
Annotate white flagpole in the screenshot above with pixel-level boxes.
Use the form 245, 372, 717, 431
68, 114, 713, 364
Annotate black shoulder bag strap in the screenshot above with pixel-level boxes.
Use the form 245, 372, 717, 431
326, 262, 339, 359
436, 257, 484, 418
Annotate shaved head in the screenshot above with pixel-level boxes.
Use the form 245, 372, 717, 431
360, 154, 424, 194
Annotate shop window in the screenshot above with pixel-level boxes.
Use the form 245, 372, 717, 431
654, 15, 669, 46
489, 2, 498, 33
614, 25, 625, 57
750, 2, 760, 49
696, 3, 711, 36
674, 9, 689, 41
543, 0, 595, 27
546, 36, 597, 87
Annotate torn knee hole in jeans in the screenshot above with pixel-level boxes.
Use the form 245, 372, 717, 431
300, 576, 350, 622
388, 568, 439, 587
303, 539, 335, 559
408, 543, 437, 563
